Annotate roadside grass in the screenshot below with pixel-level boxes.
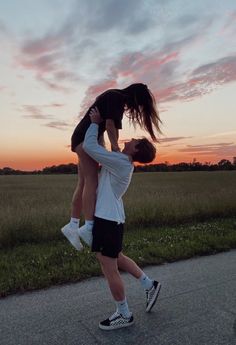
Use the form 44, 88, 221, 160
1, 217, 236, 298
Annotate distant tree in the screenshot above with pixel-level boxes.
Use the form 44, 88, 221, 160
218, 159, 233, 170
42, 163, 77, 174
1, 167, 15, 175
2, 158, 236, 175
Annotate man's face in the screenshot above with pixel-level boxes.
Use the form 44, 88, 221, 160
124, 138, 139, 154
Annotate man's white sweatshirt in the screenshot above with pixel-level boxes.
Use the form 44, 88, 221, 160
83, 123, 134, 223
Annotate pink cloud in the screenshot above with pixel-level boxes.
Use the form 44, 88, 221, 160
111, 50, 179, 87
159, 136, 193, 143
18, 53, 58, 74
179, 142, 236, 158
16, 32, 78, 92
78, 50, 181, 115
88, 39, 236, 107
22, 35, 63, 56
154, 55, 236, 103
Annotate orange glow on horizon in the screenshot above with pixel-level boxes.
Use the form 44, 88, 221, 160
0, 152, 224, 171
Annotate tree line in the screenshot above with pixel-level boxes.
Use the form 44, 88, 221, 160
0, 159, 236, 175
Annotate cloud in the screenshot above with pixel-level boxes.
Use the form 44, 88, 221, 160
36, 75, 73, 93
22, 35, 63, 56
16, 21, 79, 92
178, 142, 236, 157
118, 136, 192, 145
21, 103, 65, 123
16, 1, 152, 91
77, 48, 181, 115
14, 0, 175, 93
22, 105, 53, 120
0, 20, 11, 38
43, 121, 72, 130
156, 54, 236, 103
70, 0, 155, 35
175, 14, 199, 28
19, 52, 58, 74
78, 47, 236, 113
220, 10, 236, 36
205, 131, 236, 138
47, 103, 65, 108
159, 136, 193, 143
0, 21, 7, 33
20, 103, 75, 131
14, 0, 236, 104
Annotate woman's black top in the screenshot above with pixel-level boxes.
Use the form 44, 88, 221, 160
71, 89, 127, 152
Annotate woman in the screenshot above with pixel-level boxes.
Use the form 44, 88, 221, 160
61, 83, 162, 250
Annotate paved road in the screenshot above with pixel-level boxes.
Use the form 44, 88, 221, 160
1, 250, 236, 345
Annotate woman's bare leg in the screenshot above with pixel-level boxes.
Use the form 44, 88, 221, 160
76, 144, 98, 220
71, 162, 84, 219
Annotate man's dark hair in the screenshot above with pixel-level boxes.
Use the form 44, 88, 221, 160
132, 138, 156, 163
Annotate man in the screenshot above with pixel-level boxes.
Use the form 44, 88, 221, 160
63, 106, 161, 330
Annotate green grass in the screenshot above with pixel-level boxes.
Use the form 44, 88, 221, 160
0, 217, 236, 298
1, 171, 236, 248
0, 172, 236, 297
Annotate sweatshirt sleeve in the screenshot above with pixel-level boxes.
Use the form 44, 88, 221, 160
83, 123, 131, 175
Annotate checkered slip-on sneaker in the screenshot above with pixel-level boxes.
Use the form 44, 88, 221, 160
146, 280, 161, 312
99, 312, 134, 331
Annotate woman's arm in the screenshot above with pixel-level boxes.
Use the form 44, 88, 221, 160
106, 119, 120, 152
98, 133, 105, 147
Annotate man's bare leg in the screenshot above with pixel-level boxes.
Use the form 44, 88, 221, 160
117, 253, 143, 279
96, 253, 126, 301
117, 252, 161, 313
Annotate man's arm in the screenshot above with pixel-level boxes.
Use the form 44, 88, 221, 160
83, 123, 124, 175
83, 106, 131, 174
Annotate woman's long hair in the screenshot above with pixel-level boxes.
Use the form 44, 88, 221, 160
121, 83, 162, 142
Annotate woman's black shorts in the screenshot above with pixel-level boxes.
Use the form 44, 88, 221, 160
91, 216, 124, 258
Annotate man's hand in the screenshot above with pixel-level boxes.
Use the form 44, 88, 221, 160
89, 107, 102, 124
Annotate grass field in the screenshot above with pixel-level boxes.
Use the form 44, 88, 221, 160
0, 171, 236, 248
0, 171, 236, 297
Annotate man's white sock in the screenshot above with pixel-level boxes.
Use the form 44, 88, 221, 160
139, 272, 154, 290
70, 217, 80, 229
116, 298, 132, 318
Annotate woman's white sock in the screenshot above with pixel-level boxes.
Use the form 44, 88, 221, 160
85, 220, 94, 231
70, 217, 80, 229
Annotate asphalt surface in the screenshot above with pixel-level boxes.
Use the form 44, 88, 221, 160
1, 250, 236, 345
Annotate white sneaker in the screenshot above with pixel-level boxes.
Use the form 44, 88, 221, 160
61, 223, 83, 251
78, 224, 93, 246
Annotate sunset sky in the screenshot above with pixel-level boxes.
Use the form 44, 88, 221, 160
1, 0, 236, 171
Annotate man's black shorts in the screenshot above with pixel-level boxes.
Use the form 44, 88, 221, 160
91, 216, 124, 258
